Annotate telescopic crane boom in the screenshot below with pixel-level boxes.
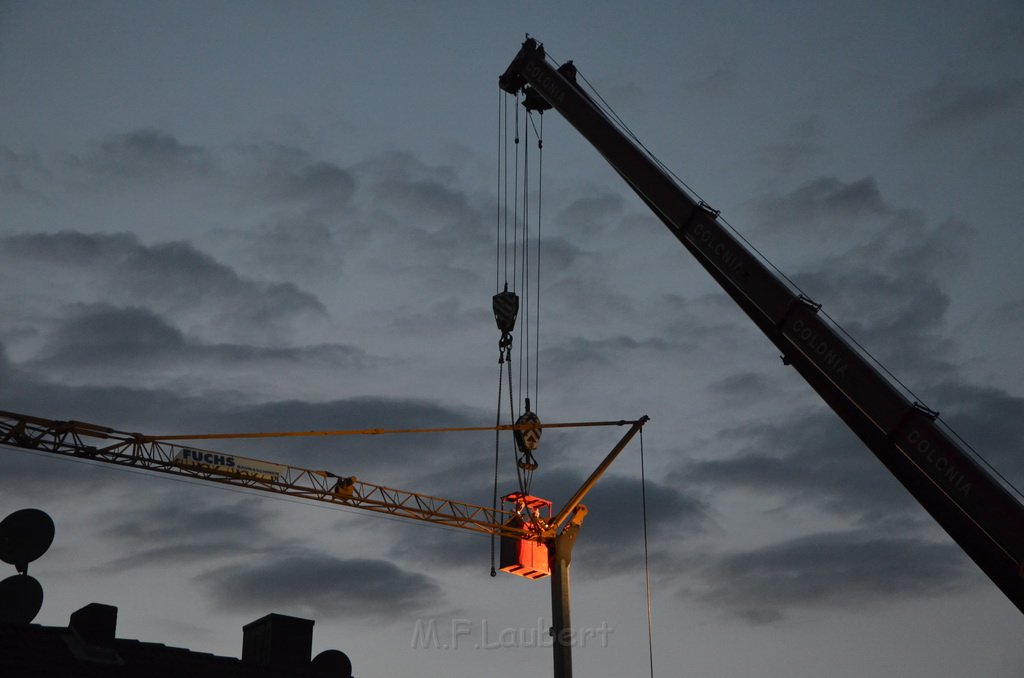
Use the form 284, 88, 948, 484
500, 37, 1024, 613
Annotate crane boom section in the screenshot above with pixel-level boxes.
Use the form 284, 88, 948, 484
0, 410, 532, 540
500, 38, 1024, 612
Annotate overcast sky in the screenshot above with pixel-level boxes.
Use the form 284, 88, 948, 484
2, 2, 1024, 677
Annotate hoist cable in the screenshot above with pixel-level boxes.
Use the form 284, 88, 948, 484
495, 88, 501, 294
507, 348, 529, 497
503, 93, 511, 287
512, 93, 520, 298
520, 114, 530, 409
534, 112, 543, 411
491, 358, 504, 577
639, 427, 655, 678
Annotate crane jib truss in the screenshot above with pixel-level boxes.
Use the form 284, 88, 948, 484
0, 409, 646, 542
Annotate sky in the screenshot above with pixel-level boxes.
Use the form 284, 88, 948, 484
2, 2, 1024, 677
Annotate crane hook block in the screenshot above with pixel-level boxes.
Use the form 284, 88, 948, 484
515, 407, 542, 454
521, 85, 552, 113
493, 285, 519, 334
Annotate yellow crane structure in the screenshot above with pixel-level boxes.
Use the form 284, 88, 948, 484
0, 408, 648, 678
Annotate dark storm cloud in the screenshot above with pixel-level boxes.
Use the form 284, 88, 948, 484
688, 63, 739, 98
756, 116, 825, 174
541, 335, 684, 381
756, 176, 890, 229
2, 338, 477, 467
908, 75, 1024, 138
242, 214, 341, 280
59, 129, 356, 216
0, 146, 51, 198
928, 382, 1024, 489
28, 303, 365, 377
533, 468, 705, 574
749, 177, 969, 376
36, 304, 186, 363
359, 151, 491, 250
690, 529, 971, 623
569, 472, 706, 573
97, 497, 276, 568
68, 128, 214, 181
683, 410, 914, 525
553, 192, 626, 235
233, 142, 357, 212
271, 161, 355, 210
0, 230, 325, 340
707, 371, 776, 401
204, 552, 443, 622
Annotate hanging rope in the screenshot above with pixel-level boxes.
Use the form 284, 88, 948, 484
640, 427, 655, 678
489, 84, 549, 548
496, 87, 505, 296
491, 342, 511, 577
534, 112, 543, 412
519, 109, 529, 411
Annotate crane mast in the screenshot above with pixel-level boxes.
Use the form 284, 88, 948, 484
500, 37, 1024, 613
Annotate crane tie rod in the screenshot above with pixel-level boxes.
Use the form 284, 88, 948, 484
139, 418, 646, 442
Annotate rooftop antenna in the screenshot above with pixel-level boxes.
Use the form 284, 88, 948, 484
0, 508, 54, 624
0, 508, 54, 574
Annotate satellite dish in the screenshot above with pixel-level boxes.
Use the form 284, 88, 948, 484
311, 649, 353, 677
0, 509, 55, 573
0, 573, 44, 624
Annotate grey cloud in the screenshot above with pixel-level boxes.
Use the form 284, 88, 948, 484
0, 146, 51, 199
683, 410, 914, 524
97, 497, 277, 568
793, 269, 955, 376
554, 193, 626, 235
750, 178, 969, 377
691, 530, 971, 623
708, 371, 775, 401
2, 341, 480, 474
688, 63, 739, 98
908, 75, 1024, 138
756, 176, 890, 231
28, 303, 366, 381
543, 335, 679, 372
60, 130, 355, 216
386, 524, 491, 574
234, 143, 357, 213
244, 214, 342, 280
569, 472, 706, 572
929, 382, 1024, 489
756, 116, 825, 174
359, 151, 491, 250
532, 468, 706, 575
36, 304, 186, 364
69, 128, 214, 181
0, 230, 326, 343
273, 161, 355, 209
204, 552, 443, 622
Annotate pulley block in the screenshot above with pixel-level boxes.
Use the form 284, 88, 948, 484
492, 285, 520, 334
515, 408, 541, 454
